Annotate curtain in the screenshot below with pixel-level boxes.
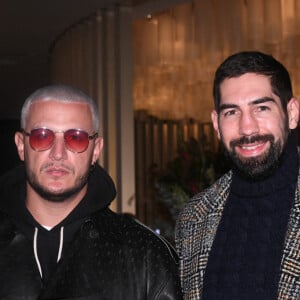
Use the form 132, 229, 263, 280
132, 0, 300, 121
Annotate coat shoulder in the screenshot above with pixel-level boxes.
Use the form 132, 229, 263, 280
91, 208, 178, 262
177, 171, 232, 224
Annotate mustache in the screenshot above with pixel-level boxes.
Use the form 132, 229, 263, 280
40, 162, 74, 173
230, 134, 274, 148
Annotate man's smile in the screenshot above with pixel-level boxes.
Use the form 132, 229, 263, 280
235, 141, 269, 158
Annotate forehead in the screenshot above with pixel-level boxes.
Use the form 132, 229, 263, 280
219, 73, 277, 105
26, 100, 94, 130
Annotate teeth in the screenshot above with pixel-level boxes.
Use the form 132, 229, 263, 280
241, 144, 262, 150
241, 145, 259, 150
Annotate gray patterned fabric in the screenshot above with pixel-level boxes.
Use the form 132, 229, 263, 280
175, 150, 300, 300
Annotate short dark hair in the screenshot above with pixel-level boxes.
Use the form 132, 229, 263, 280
213, 51, 293, 113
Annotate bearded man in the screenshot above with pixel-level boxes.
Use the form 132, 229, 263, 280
176, 51, 300, 300
0, 84, 182, 299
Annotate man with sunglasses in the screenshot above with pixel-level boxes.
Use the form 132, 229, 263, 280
0, 84, 182, 299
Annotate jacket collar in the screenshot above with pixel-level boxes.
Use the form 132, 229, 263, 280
278, 148, 300, 298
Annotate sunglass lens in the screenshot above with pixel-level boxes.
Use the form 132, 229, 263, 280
64, 129, 89, 153
30, 128, 55, 151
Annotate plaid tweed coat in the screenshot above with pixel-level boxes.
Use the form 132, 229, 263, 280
175, 167, 300, 300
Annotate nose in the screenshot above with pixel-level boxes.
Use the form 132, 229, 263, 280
238, 112, 259, 136
49, 133, 68, 161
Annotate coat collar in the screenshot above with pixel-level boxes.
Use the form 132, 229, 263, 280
278, 148, 300, 298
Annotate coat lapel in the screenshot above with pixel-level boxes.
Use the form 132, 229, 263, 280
278, 171, 300, 299
177, 172, 231, 299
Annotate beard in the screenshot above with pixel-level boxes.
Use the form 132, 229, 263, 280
222, 132, 288, 181
25, 165, 90, 203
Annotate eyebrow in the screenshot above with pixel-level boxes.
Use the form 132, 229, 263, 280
219, 97, 276, 112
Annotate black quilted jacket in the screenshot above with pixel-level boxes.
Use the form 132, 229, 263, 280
0, 165, 182, 299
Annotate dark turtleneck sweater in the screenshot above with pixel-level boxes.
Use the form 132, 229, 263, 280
203, 134, 299, 300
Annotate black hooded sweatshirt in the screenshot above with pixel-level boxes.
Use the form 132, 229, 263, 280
0, 163, 116, 283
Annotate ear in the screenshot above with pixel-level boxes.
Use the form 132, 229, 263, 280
92, 137, 103, 164
15, 131, 25, 161
211, 110, 221, 139
287, 97, 300, 130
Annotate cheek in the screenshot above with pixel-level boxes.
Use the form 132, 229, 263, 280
23, 147, 35, 165
72, 154, 93, 172
263, 116, 288, 139
23, 148, 54, 171
24, 152, 44, 170
218, 123, 234, 144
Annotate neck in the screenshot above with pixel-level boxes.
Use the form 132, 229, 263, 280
25, 184, 87, 227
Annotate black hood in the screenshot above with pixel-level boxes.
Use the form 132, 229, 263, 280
0, 163, 116, 282
0, 163, 116, 229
